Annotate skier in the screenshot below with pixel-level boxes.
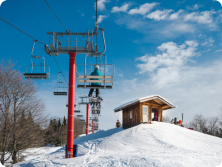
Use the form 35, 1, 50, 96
88, 65, 102, 98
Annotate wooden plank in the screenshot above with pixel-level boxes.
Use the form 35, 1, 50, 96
78, 75, 113, 79
158, 106, 162, 122
78, 80, 113, 83
140, 103, 142, 123
148, 105, 152, 121
141, 102, 161, 108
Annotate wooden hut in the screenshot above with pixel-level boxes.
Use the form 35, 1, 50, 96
114, 95, 176, 129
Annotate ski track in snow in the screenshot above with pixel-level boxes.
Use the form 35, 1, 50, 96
13, 122, 222, 167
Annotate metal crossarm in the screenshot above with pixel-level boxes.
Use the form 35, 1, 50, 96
46, 28, 106, 57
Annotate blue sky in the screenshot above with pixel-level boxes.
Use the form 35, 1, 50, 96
1, 0, 222, 129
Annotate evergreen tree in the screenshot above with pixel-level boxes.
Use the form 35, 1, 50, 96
63, 116, 67, 126
58, 119, 61, 128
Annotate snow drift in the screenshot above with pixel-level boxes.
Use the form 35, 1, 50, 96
14, 122, 222, 167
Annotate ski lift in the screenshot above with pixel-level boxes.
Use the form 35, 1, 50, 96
46, 27, 106, 57
66, 101, 81, 113
74, 110, 81, 113
76, 55, 115, 89
53, 72, 67, 95
24, 40, 50, 79
92, 105, 100, 115
91, 117, 99, 122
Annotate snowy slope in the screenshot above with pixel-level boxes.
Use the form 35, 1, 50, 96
14, 122, 222, 167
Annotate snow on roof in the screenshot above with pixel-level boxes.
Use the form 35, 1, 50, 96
114, 95, 176, 112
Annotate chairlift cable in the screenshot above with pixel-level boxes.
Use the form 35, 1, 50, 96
52, 55, 68, 85
0, 17, 46, 45
44, 0, 69, 33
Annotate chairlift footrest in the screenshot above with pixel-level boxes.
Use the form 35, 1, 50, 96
53, 92, 67, 95
24, 73, 49, 79
77, 85, 112, 89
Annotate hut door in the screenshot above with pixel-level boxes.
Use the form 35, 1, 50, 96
143, 105, 148, 122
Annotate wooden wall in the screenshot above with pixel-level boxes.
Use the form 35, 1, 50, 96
122, 103, 140, 129
122, 100, 164, 128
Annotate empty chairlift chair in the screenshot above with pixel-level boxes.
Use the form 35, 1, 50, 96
76, 55, 115, 89
53, 72, 67, 95
24, 40, 50, 79
74, 102, 81, 113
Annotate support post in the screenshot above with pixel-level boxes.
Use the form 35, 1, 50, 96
86, 104, 89, 135
92, 120, 94, 133
66, 52, 76, 158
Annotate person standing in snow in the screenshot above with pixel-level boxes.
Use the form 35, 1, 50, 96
88, 65, 102, 98
116, 120, 121, 128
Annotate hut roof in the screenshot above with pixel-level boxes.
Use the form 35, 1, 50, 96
114, 95, 176, 112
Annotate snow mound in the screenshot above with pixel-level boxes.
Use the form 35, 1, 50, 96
14, 122, 222, 167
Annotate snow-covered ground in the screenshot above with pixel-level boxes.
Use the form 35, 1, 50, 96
13, 122, 222, 167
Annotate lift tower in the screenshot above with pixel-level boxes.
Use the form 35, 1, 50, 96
45, 14, 106, 160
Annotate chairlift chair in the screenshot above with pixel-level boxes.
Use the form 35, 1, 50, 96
91, 104, 101, 114
24, 40, 50, 79
76, 55, 115, 89
78, 96, 91, 105
77, 115, 83, 117
53, 72, 67, 95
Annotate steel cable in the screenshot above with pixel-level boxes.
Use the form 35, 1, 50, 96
44, 0, 68, 33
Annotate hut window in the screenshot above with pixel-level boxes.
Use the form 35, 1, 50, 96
130, 111, 132, 119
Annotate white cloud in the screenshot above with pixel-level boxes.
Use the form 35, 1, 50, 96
186, 4, 202, 10
112, 3, 131, 13
128, 3, 158, 15
98, 15, 108, 23
146, 9, 173, 21
184, 11, 214, 24
0, 0, 6, 7
169, 10, 183, 20
215, 50, 222, 53
136, 41, 198, 87
201, 37, 214, 47
97, 0, 109, 11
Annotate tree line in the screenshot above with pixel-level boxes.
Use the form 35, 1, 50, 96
164, 111, 222, 138
185, 113, 222, 138
0, 60, 84, 165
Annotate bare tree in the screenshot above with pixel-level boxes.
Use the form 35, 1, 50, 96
207, 116, 220, 135
0, 60, 47, 165
189, 114, 208, 133
163, 116, 170, 123
74, 118, 84, 139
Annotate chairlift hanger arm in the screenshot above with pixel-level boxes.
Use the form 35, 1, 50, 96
31, 40, 41, 58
